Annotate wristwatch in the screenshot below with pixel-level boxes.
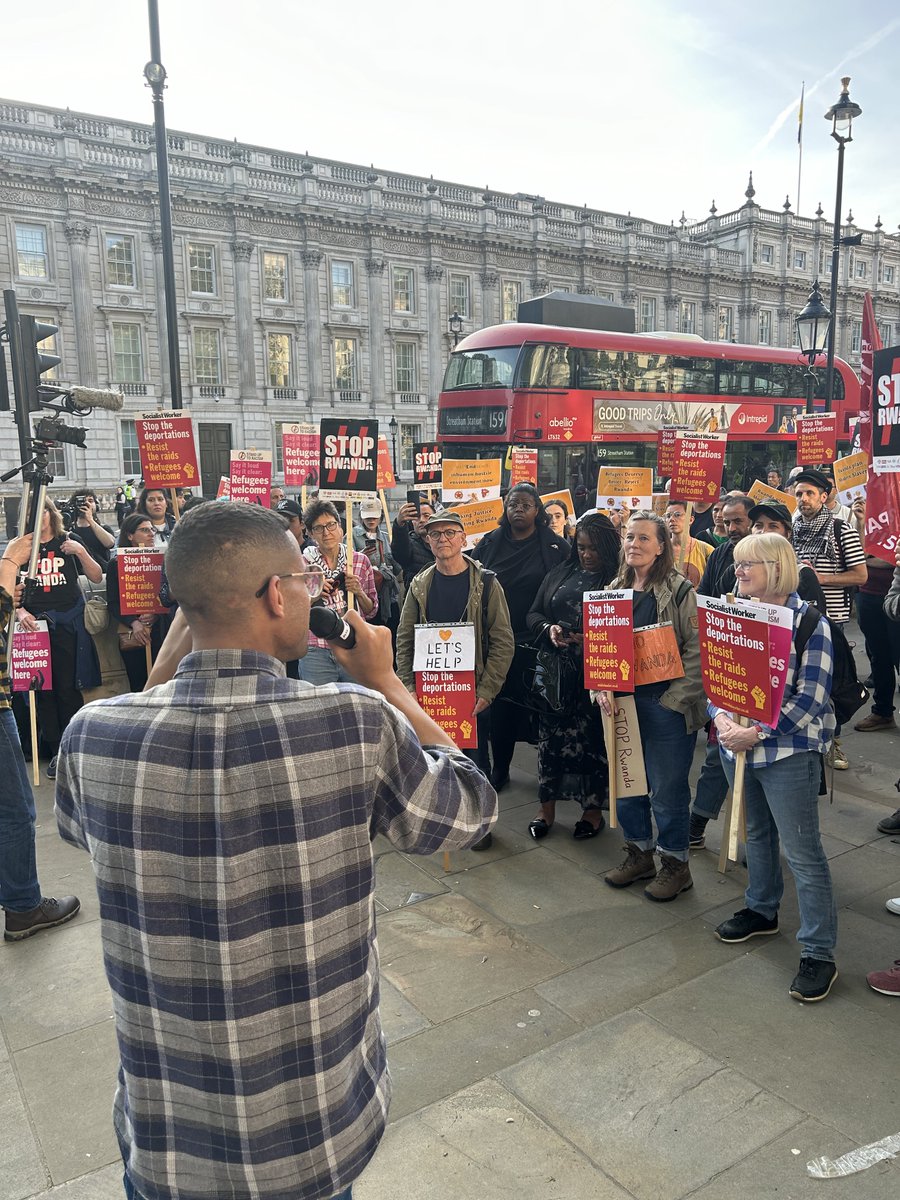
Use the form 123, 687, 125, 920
755, 726, 766, 742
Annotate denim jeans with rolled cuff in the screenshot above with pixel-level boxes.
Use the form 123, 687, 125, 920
0, 708, 42, 913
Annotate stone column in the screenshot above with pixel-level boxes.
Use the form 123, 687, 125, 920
63, 221, 98, 385
702, 300, 717, 340
738, 303, 758, 343
365, 258, 386, 408
300, 250, 324, 406
777, 307, 794, 347
479, 271, 499, 327
231, 240, 256, 399
425, 265, 444, 404
149, 230, 171, 401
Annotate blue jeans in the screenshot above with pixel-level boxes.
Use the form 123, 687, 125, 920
0, 707, 41, 912
692, 737, 729, 821
721, 750, 836, 961
616, 692, 697, 860
297, 645, 352, 685
857, 589, 900, 717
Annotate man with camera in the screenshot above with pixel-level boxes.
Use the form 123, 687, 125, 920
391, 494, 435, 587
64, 490, 116, 566
54, 502, 495, 1200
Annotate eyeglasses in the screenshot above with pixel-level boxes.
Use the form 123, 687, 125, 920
427, 528, 464, 541
255, 570, 324, 599
507, 501, 536, 511
310, 520, 340, 535
134, 526, 155, 536
734, 560, 776, 573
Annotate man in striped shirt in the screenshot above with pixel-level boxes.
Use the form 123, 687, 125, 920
55, 502, 496, 1200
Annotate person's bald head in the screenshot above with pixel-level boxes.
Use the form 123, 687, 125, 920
166, 501, 301, 628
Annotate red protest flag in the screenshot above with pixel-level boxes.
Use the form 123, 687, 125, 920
859, 293, 900, 562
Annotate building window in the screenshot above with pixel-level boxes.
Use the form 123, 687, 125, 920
717, 305, 734, 341
680, 301, 696, 335
394, 341, 418, 392
111, 323, 143, 382
267, 333, 291, 387
449, 273, 471, 319
392, 267, 415, 314
106, 234, 136, 287
793, 250, 807, 270
331, 260, 354, 308
879, 322, 893, 346
193, 327, 222, 384
263, 252, 288, 301
121, 420, 142, 477
758, 309, 772, 346
400, 423, 422, 473
850, 320, 862, 355
760, 244, 774, 265
188, 243, 217, 295
639, 297, 657, 333
884, 265, 895, 284
334, 337, 358, 391
501, 280, 522, 322
15, 224, 49, 279
855, 259, 867, 279
44, 442, 66, 478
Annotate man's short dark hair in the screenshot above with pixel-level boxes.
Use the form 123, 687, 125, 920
166, 502, 292, 621
722, 494, 754, 514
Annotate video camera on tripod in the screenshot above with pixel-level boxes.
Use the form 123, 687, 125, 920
1, 287, 124, 603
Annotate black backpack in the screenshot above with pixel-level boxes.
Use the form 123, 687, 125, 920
793, 607, 868, 725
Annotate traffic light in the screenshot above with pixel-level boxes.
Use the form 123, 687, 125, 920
19, 314, 61, 411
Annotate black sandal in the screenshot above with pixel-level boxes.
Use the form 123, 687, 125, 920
529, 818, 553, 840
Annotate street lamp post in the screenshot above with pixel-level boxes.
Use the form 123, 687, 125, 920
144, 0, 183, 409
796, 282, 832, 415
448, 310, 463, 348
822, 77, 861, 412
388, 414, 398, 473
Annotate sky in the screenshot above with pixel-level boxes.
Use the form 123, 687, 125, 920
2, 0, 899, 230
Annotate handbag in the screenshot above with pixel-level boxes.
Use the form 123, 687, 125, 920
504, 634, 580, 715
79, 573, 109, 635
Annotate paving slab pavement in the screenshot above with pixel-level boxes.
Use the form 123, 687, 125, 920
2, 691, 900, 1199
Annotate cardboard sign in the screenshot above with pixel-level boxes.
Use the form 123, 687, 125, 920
583, 589, 634, 692
656, 425, 691, 478
596, 466, 653, 512
796, 412, 838, 465
610, 694, 649, 797
376, 434, 396, 489
319, 419, 379, 499
413, 623, 477, 748
414, 442, 442, 485
136, 414, 200, 490
747, 479, 798, 515
873, 345, 900, 472
116, 549, 168, 617
832, 452, 869, 505
651, 493, 669, 516
696, 595, 794, 727
669, 432, 727, 503
442, 458, 502, 504
216, 476, 230, 499
230, 450, 272, 506
633, 623, 684, 686
11, 620, 52, 691
509, 447, 539, 487
281, 423, 319, 488
448, 498, 504, 550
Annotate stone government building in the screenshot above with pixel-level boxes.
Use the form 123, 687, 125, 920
1, 97, 898, 496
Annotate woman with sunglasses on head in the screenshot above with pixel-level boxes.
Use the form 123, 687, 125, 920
709, 533, 839, 1003
525, 513, 621, 841
472, 483, 570, 791
299, 499, 378, 685
105, 513, 166, 692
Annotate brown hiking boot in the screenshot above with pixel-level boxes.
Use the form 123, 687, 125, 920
604, 843, 656, 888
644, 854, 693, 902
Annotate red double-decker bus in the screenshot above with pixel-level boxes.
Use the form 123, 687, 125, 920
437, 323, 860, 500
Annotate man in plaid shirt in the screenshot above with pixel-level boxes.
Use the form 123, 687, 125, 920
55, 502, 496, 1200
704, 534, 838, 1003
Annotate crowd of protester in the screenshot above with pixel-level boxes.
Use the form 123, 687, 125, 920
2, 459, 899, 1200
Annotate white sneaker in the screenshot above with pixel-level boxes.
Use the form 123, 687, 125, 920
886, 897, 900, 915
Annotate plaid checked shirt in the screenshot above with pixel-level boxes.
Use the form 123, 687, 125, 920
55, 650, 495, 1200
709, 593, 836, 766
0, 585, 12, 709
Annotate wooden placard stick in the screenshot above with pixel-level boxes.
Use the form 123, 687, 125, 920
170, 489, 181, 521
301, 485, 307, 513
721, 591, 751, 866
717, 787, 735, 874
676, 501, 693, 572
344, 499, 355, 611
145, 641, 154, 676
602, 693, 618, 829
379, 488, 392, 543
29, 691, 40, 788
442, 850, 451, 872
